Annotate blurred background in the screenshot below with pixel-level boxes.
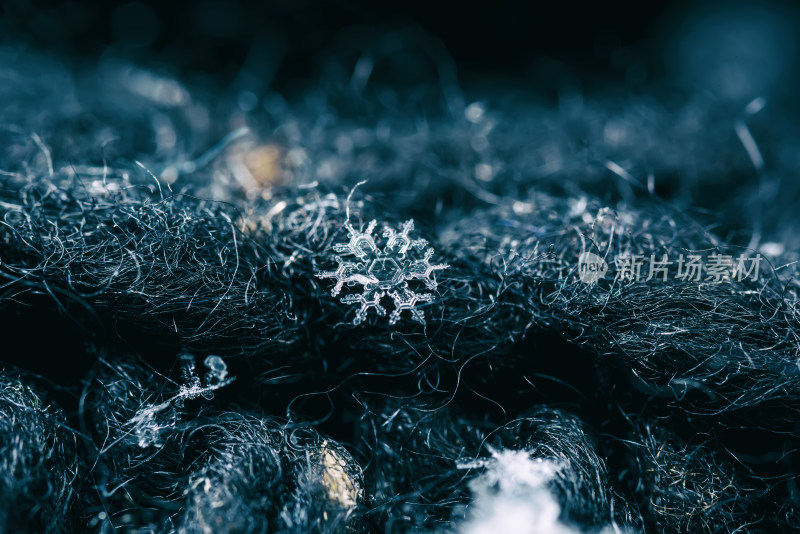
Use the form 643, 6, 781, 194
2, 0, 797, 96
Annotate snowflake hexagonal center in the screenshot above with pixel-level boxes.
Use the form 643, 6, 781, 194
368, 256, 404, 288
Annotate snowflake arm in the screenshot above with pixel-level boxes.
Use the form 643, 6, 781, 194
406, 248, 450, 290
387, 286, 434, 325
335, 219, 378, 259
315, 256, 359, 296
382, 219, 428, 256
340, 289, 386, 325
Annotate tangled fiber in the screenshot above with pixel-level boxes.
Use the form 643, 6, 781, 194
2, 12, 800, 532
0, 370, 79, 532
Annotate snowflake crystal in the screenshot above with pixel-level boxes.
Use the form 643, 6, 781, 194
316, 219, 449, 325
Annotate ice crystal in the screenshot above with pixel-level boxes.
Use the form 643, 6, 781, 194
131, 354, 235, 448
316, 219, 448, 325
